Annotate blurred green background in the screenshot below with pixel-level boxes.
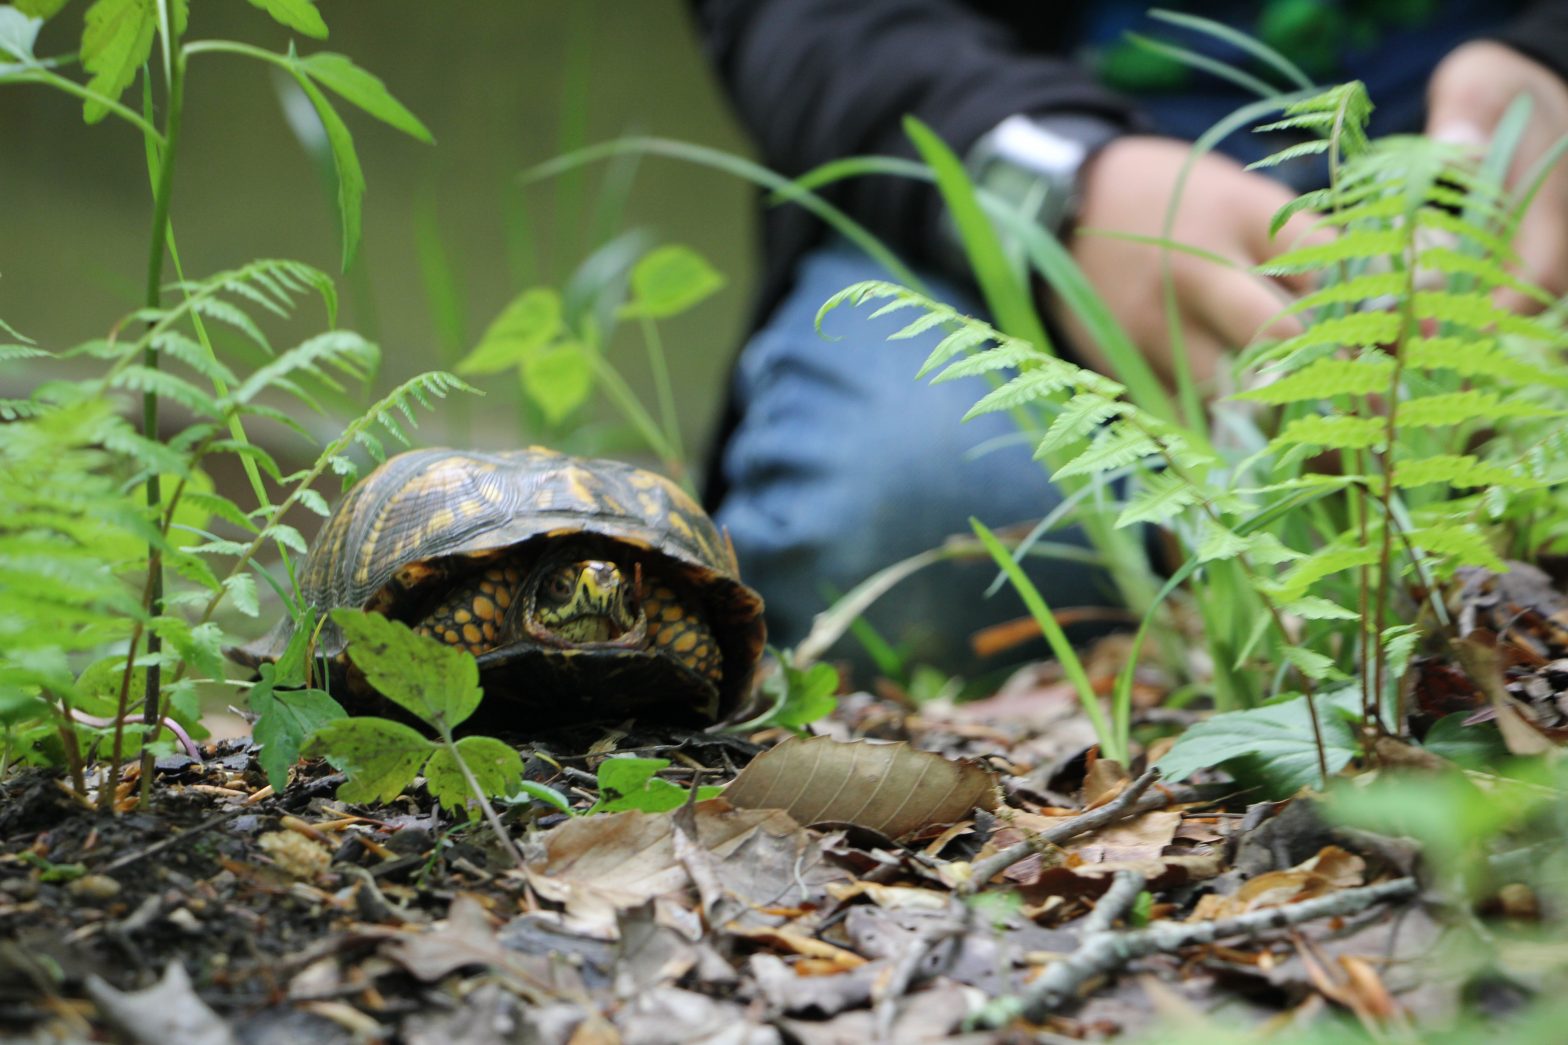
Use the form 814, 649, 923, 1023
1, 0, 756, 464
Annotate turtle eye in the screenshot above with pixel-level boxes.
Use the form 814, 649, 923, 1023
544, 569, 575, 602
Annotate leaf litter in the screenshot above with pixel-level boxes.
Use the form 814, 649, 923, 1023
8, 573, 1568, 1041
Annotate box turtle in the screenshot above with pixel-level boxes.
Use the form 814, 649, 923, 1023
234, 447, 765, 721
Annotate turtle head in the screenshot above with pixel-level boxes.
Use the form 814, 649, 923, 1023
522, 556, 646, 647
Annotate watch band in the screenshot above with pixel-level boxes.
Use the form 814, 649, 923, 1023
967, 113, 1123, 239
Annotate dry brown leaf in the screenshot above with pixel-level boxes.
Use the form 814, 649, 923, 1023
526, 800, 839, 936
721, 736, 997, 840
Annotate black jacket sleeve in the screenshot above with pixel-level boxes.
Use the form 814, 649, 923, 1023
1492, 0, 1568, 86
690, 0, 1146, 274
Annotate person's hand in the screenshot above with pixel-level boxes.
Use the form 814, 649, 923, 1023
1426, 40, 1568, 311
1053, 136, 1319, 388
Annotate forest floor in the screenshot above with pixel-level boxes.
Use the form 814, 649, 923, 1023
5, 565, 1568, 1043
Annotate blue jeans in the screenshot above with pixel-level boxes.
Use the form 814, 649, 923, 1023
712, 242, 1115, 675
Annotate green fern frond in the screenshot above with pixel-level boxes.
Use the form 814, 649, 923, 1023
1397, 389, 1561, 428
961, 369, 1076, 419
229, 331, 378, 407
929, 340, 1038, 382
109, 365, 222, 419
0, 345, 50, 363
1034, 393, 1128, 457
1055, 427, 1162, 480
151, 331, 240, 387
1117, 471, 1203, 527
1280, 272, 1406, 316
1269, 545, 1381, 601
1413, 291, 1557, 341
914, 324, 994, 379
1237, 355, 1395, 404
1247, 139, 1329, 170
1392, 454, 1538, 491
1404, 522, 1506, 571
1403, 336, 1568, 386
1416, 247, 1551, 305
1257, 229, 1407, 275
1268, 414, 1386, 452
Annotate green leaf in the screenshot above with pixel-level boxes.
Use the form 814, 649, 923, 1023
1117, 471, 1202, 528
0, 8, 43, 64
80, 0, 180, 123
1420, 713, 1508, 769
588, 756, 694, 814
509, 779, 576, 816
1268, 415, 1386, 453
752, 658, 838, 730
246, 0, 327, 39
1156, 692, 1360, 796
303, 716, 434, 805
521, 340, 594, 426
621, 244, 725, 319
251, 673, 346, 792
458, 287, 562, 375
296, 52, 434, 142
0, 687, 49, 726
13, 0, 67, 20
290, 70, 364, 271
424, 735, 524, 816
330, 608, 483, 730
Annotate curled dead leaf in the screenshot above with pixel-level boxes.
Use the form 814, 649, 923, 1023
722, 736, 998, 840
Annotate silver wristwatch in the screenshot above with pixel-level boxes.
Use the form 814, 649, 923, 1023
941, 113, 1121, 275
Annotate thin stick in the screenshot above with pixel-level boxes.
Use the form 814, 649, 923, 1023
963, 768, 1164, 893
1081, 869, 1147, 935
975, 876, 1418, 1027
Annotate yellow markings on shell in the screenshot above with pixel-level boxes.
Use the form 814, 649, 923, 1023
463, 623, 483, 647
442, 628, 460, 645
563, 468, 598, 510
665, 512, 697, 545
473, 595, 497, 621
672, 630, 699, 655
453, 608, 472, 624
426, 506, 456, 534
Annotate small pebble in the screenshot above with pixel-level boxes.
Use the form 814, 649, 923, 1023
1, 877, 39, 901
66, 874, 122, 902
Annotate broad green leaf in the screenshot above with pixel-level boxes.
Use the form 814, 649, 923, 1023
752, 658, 838, 730
303, 716, 433, 805
80, 0, 185, 124
424, 735, 525, 816
458, 287, 562, 375
587, 756, 716, 814
1156, 692, 1360, 796
0, 686, 49, 726
331, 608, 483, 729
521, 340, 594, 425
251, 673, 346, 792
622, 244, 725, 319
290, 70, 364, 271
1420, 713, 1508, 769
246, 0, 327, 39
296, 51, 434, 142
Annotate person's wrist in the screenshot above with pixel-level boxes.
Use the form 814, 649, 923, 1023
937, 113, 1123, 277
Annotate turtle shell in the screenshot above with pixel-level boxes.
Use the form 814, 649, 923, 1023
237, 447, 765, 721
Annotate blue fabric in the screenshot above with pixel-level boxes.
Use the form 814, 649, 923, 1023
714, 242, 1117, 672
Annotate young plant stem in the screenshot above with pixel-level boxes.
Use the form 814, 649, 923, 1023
1368, 248, 1418, 737
585, 347, 687, 487
136, 30, 186, 806
47, 689, 90, 797
637, 313, 685, 470
437, 726, 525, 868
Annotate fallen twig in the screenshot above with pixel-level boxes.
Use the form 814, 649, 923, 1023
974, 876, 1419, 1028
102, 807, 247, 873
963, 768, 1164, 892
872, 915, 967, 1040
1081, 869, 1146, 936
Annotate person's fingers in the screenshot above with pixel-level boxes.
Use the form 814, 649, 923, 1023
1253, 205, 1334, 297
1187, 264, 1305, 355
1498, 201, 1568, 313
